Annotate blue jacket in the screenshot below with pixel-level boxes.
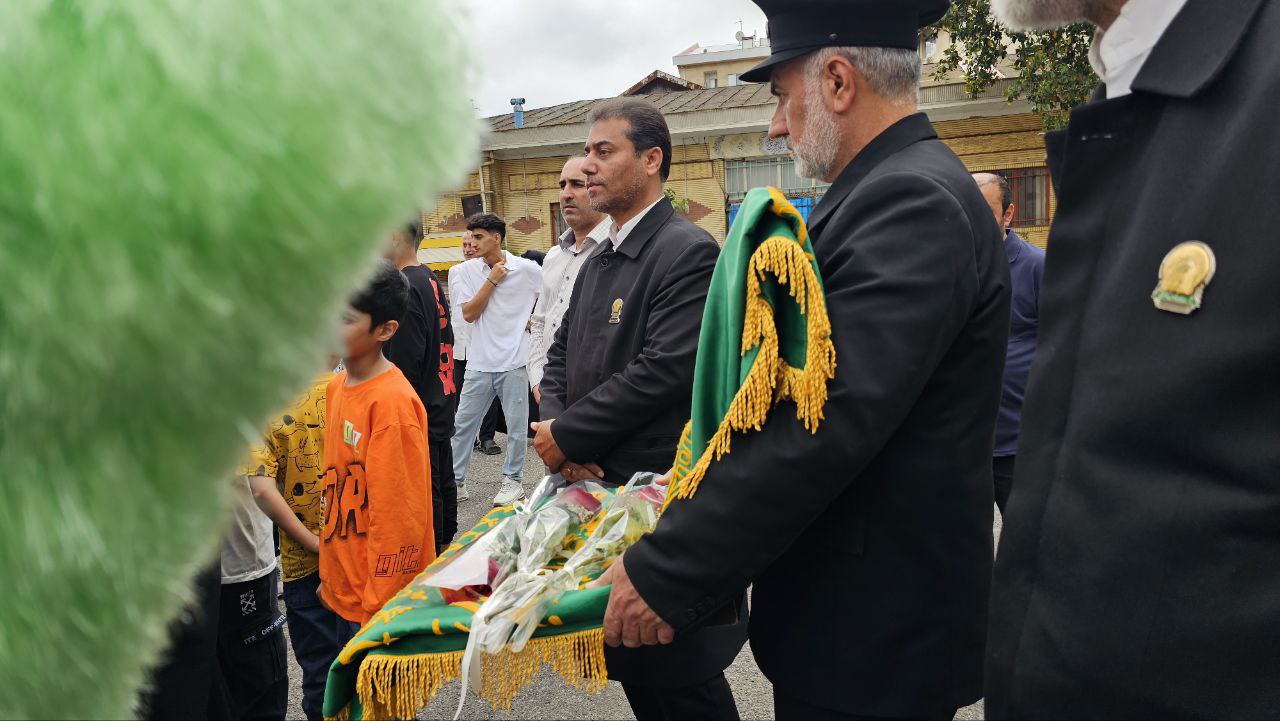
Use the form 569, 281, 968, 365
994, 229, 1044, 456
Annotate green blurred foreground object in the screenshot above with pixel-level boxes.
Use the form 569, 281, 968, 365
0, 1, 477, 717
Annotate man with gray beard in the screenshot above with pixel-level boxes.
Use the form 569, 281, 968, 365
592, 1, 1010, 718
985, 0, 1280, 717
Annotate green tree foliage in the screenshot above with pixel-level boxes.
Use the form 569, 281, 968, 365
933, 0, 1097, 128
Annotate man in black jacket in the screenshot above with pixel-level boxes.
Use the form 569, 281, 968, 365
985, 0, 1280, 717
383, 222, 458, 553
532, 98, 747, 720
592, 2, 1010, 719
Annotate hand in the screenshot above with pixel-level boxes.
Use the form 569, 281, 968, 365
532, 384, 541, 404
561, 461, 604, 483
588, 555, 675, 648
530, 419, 565, 471
304, 533, 321, 556
488, 261, 508, 285
655, 467, 673, 487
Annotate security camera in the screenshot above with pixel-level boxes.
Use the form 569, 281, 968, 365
510, 98, 526, 106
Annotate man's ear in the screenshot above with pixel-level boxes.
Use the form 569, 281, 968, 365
1004, 203, 1018, 229
824, 54, 858, 114
375, 319, 399, 342
643, 146, 664, 178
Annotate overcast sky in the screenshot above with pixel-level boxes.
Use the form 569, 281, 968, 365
458, 0, 769, 118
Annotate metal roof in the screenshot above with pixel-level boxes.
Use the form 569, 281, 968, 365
486, 83, 775, 133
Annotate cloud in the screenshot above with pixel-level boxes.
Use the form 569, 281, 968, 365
457, 0, 768, 117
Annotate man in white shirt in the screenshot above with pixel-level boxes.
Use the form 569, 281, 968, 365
448, 213, 541, 506
528, 157, 611, 405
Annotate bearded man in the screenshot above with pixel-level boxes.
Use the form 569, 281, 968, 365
589, 1, 1012, 719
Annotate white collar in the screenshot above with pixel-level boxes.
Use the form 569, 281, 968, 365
1088, 0, 1189, 99
608, 195, 665, 251
558, 217, 612, 254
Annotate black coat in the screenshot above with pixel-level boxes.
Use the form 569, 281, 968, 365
541, 197, 717, 486
540, 197, 748, 688
625, 113, 1010, 717
986, 1, 1280, 717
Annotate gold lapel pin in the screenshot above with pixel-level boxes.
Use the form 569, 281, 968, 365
1152, 241, 1216, 315
609, 298, 623, 324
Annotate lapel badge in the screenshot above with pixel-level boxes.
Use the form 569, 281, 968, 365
608, 298, 623, 324
1151, 241, 1216, 315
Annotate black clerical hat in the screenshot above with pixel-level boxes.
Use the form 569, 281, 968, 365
741, 0, 951, 83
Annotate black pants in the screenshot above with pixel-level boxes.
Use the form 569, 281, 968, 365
430, 437, 458, 552
457, 359, 498, 442
774, 688, 956, 721
993, 454, 1015, 514
621, 673, 740, 721
138, 561, 232, 720
218, 570, 289, 721
281, 572, 342, 721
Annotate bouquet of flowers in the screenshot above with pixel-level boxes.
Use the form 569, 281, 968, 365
415, 477, 603, 602
469, 476, 667, 657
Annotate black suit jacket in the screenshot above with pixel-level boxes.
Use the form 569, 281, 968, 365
987, 1, 1280, 717
540, 197, 748, 687
541, 197, 718, 485
625, 114, 1010, 717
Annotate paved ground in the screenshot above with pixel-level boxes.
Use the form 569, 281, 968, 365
284, 432, 996, 720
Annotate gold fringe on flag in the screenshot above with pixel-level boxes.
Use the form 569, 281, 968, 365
330, 628, 609, 721
668, 204, 836, 504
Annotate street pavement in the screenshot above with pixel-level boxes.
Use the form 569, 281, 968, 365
284, 432, 993, 720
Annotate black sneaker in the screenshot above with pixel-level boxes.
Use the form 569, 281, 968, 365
479, 439, 502, 455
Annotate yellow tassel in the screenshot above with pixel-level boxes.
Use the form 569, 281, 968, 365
669, 232, 836, 503
342, 629, 610, 720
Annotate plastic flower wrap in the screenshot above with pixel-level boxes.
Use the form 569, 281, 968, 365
472, 475, 667, 656
514, 482, 603, 575
416, 478, 603, 603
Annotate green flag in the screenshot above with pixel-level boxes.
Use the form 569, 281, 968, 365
668, 187, 835, 504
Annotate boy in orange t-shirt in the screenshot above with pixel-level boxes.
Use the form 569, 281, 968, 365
320, 261, 435, 639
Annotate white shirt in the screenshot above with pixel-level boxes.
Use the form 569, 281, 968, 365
608, 195, 666, 251
528, 218, 611, 387
1088, 0, 1189, 99
447, 263, 471, 361
450, 252, 541, 373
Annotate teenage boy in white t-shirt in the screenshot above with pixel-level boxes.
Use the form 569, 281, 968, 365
447, 213, 541, 506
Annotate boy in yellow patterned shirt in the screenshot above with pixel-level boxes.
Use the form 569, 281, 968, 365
243, 370, 338, 721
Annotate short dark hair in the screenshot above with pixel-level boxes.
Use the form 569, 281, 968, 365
465, 212, 505, 242
394, 218, 424, 249
588, 98, 672, 181
350, 259, 409, 330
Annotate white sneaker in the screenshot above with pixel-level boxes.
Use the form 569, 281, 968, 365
456, 482, 470, 502
492, 477, 525, 507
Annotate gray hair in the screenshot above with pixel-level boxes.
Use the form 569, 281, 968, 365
805, 46, 921, 106
973, 172, 1013, 211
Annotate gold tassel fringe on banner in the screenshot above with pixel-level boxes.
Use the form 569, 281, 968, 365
331, 628, 609, 720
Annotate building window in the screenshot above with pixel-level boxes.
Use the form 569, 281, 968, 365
919, 32, 939, 62
726, 73, 740, 86
999, 168, 1051, 227
461, 193, 483, 218
725, 157, 830, 202
551, 202, 569, 241
704, 71, 718, 88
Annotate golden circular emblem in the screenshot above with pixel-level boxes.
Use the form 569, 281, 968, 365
1158, 242, 1216, 295
1152, 241, 1216, 315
